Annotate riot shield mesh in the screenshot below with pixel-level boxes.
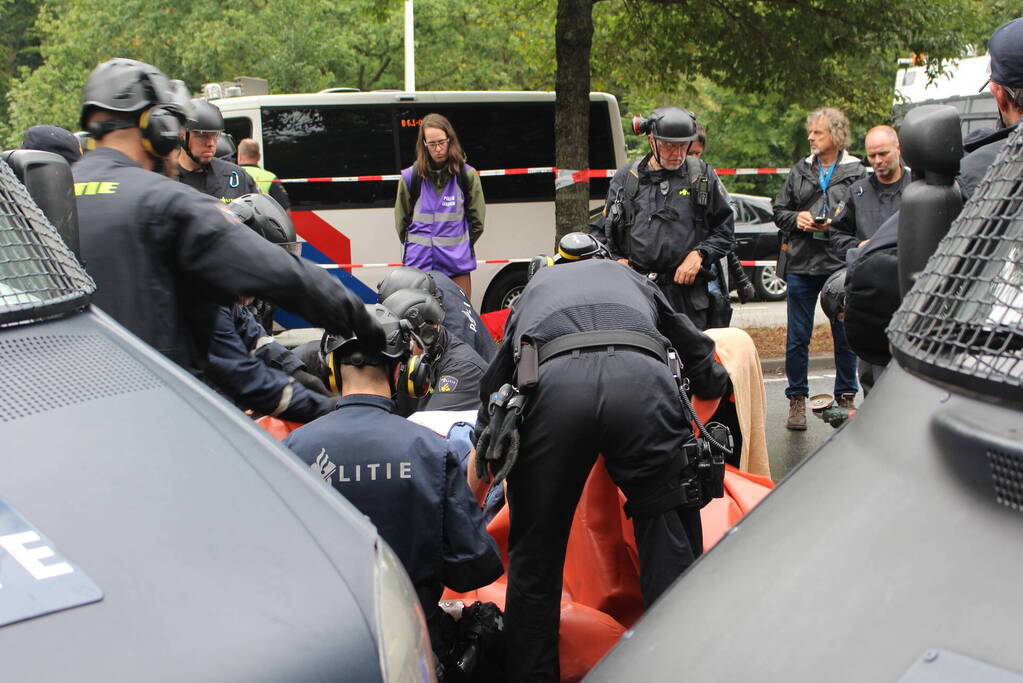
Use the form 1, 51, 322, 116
890, 125, 1023, 401
0, 160, 93, 327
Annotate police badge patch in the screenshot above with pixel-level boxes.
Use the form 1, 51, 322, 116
437, 375, 459, 392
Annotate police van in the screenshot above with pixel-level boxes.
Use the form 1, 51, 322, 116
893, 54, 1000, 139
210, 89, 628, 315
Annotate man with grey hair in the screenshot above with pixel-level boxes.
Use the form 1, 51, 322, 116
959, 17, 1023, 201
773, 107, 865, 430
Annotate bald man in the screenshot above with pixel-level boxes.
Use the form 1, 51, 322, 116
830, 125, 910, 262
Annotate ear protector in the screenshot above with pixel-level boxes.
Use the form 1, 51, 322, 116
138, 106, 182, 157
398, 349, 432, 399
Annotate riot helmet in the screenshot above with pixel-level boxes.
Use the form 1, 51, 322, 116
377, 266, 439, 303
820, 268, 847, 323
226, 193, 300, 255
380, 288, 445, 348
527, 254, 555, 282
215, 132, 237, 161
555, 232, 611, 263
187, 99, 226, 134
79, 58, 187, 157
632, 106, 699, 143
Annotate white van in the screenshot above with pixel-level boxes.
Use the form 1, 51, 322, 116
893, 55, 1000, 139
213, 90, 628, 319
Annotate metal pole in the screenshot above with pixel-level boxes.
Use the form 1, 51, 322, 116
404, 0, 415, 92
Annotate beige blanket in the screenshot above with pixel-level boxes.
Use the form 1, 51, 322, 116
706, 327, 771, 478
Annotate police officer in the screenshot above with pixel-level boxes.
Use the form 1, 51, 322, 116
204, 193, 335, 422
177, 99, 258, 202
282, 305, 503, 667
478, 233, 729, 681
74, 58, 382, 378
590, 106, 735, 330
378, 266, 497, 362
380, 287, 488, 416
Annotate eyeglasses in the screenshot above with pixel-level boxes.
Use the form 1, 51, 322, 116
191, 130, 220, 142
424, 138, 449, 149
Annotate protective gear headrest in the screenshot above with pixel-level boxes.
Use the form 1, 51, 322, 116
227, 193, 297, 247
555, 232, 611, 263
632, 106, 698, 143
377, 266, 439, 302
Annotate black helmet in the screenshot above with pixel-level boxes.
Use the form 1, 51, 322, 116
821, 268, 847, 323
380, 288, 445, 348
377, 266, 439, 303
79, 58, 186, 129
187, 99, 225, 133
226, 193, 299, 254
321, 303, 409, 369
632, 106, 698, 143
215, 132, 236, 160
527, 254, 555, 282
555, 232, 611, 263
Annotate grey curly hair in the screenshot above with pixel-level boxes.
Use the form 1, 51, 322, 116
806, 107, 851, 152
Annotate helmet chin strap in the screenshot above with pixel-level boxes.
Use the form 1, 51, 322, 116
182, 132, 208, 168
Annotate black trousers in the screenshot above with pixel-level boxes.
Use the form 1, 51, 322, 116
504, 349, 702, 682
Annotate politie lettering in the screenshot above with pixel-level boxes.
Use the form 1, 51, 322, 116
0, 531, 73, 587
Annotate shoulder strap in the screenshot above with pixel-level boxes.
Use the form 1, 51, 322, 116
403, 168, 423, 208
623, 159, 642, 202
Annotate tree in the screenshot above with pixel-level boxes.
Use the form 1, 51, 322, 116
551, 0, 990, 232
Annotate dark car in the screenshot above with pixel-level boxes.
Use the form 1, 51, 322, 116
730, 192, 787, 301
587, 109, 1023, 680
0, 151, 435, 682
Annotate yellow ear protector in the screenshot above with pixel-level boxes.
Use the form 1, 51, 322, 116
398, 350, 432, 399
138, 106, 182, 157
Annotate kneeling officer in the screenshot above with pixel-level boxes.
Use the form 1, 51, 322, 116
283, 304, 503, 666
478, 233, 730, 681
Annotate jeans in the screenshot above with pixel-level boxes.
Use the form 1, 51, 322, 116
785, 273, 858, 398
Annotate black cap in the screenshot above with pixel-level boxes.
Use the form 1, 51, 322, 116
985, 18, 1023, 90
21, 125, 82, 165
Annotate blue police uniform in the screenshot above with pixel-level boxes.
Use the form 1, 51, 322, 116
283, 394, 503, 651
206, 305, 334, 423
428, 270, 496, 362
395, 326, 487, 418
178, 156, 259, 203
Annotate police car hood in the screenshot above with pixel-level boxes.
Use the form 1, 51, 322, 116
0, 306, 384, 682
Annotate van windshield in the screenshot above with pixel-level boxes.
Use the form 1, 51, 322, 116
0, 162, 93, 327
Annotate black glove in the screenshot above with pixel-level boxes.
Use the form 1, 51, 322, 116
737, 281, 756, 304
292, 368, 331, 396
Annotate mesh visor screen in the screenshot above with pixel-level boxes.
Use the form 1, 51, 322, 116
0, 161, 93, 327
890, 126, 1023, 401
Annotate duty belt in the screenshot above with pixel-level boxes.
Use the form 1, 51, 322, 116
537, 330, 668, 365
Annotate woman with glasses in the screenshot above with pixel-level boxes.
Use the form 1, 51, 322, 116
395, 113, 486, 298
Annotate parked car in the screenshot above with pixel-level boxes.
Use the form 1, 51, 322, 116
730, 192, 786, 301
0, 151, 435, 682
586, 109, 1023, 681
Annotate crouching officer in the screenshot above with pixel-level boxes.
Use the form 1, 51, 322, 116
282, 305, 503, 671
177, 98, 258, 202
74, 58, 382, 378
380, 287, 488, 415
204, 193, 335, 423
589, 106, 735, 330
479, 233, 730, 682
379, 266, 497, 362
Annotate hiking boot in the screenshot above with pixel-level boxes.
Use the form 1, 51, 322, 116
836, 393, 856, 410
786, 396, 807, 431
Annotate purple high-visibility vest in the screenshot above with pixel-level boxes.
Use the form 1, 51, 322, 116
401, 166, 476, 276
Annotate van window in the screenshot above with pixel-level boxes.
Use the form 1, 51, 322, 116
262, 106, 396, 210
223, 117, 252, 146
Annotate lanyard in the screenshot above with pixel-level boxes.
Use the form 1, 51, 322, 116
817, 160, 836, 193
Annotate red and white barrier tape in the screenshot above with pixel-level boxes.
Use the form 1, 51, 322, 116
316, 257, 776, 270
276, 167, 789, 184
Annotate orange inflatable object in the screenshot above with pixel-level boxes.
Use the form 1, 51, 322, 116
256, 389, 772, 681
480, 308, 511, 344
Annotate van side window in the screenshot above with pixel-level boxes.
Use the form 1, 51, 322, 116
262, 106, 395, 211
224, 117, 253, 147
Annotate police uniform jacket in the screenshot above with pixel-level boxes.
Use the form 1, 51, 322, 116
178, 156, 259, 202
283, 395, 503, 623
830, 171, 911, 261
74, 148, 379, 377
594, 154, 734, 314
395, 326, 488, 417
957, 119, 1021, 202
206, 304, 334, 423
773, 151, 866, 276
241, 164, 291, 210
429, 270, 497, 362
479, 259, 729, 429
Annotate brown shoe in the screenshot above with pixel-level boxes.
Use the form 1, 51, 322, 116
836, 393, 856, 410
786, 396, 807, 431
